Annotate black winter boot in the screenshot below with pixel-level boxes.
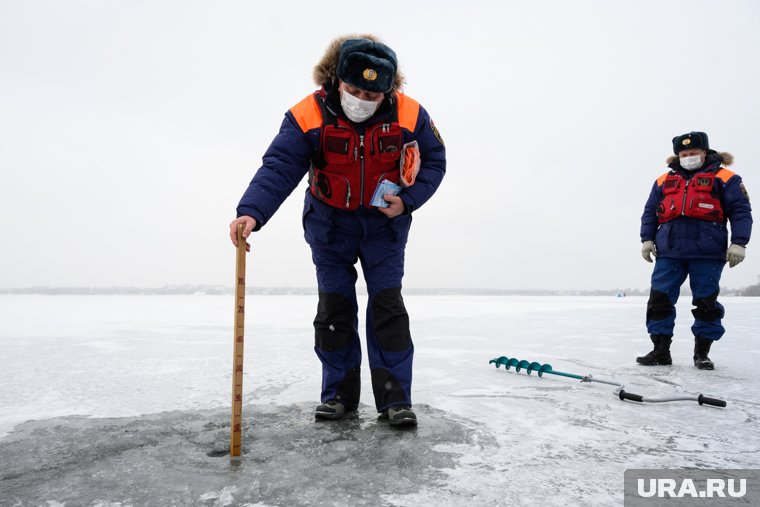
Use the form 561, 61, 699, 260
378, 405, 418, 427
693, 337, 715, 370
636, 334, 673, 365
315, 400, 357, 420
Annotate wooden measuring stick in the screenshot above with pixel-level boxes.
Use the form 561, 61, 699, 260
230, 223, 247, 463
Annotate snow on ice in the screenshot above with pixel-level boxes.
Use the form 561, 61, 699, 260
1, 294, 759, 506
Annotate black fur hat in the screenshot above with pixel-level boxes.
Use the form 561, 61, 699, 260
336, 38, 397, 93
672, 131, 709, 155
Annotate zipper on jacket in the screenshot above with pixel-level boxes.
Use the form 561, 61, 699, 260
359, 134, 365, 206
681, 177, 691, 216
344, 176, 351, 208
370, 123, 391, 156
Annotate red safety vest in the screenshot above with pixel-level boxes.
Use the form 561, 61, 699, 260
656, 170, 726, 223
307, 92, 404, 210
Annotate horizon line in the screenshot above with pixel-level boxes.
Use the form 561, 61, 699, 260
1, 284, 752, 296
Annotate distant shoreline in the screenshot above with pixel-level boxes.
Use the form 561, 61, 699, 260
0, 285, 644, 296
1, 285, 755, 296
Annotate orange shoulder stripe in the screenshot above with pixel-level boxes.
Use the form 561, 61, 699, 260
716, 167, 736, 183
656, 171, 670, 186
396, 92, 420, 132
289, 94, 323, 133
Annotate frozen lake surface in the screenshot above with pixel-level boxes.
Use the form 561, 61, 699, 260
1, 294, 759, 506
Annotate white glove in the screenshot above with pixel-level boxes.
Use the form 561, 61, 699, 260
641, 240, 657, 263
726, 244, 746, 268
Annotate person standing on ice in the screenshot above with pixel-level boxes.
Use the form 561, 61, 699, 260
638, 131, 752, 369
229, 35, 446, 426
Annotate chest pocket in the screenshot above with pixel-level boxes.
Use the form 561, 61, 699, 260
685, 173, 723, 222
322, 126, 356, 165
661, 175, 681, 195
370, 124, 402, 165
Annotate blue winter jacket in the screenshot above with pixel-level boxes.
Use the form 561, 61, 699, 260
640, 152, 752, 260
236, 88, 446, 230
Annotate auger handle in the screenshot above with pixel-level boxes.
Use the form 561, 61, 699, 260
698, 395, 727, 407
618, 390, 644, 403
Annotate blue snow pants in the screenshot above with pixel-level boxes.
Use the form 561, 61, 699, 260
302, 195, 414, 412
646, 257, 726, 341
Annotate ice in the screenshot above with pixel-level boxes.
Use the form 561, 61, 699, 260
0, 404, 487, 506
1, 294, 759, 505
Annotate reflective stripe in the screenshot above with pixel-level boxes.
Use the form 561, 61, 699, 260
290, 94, 323, 133
293, 92, 419, 134
659, 167, 736, 187
396, 93, 420, 132
716, 167, 736, 183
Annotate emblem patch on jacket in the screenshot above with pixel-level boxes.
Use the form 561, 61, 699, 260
430, 119, 444, 146
740, 182, 750, 202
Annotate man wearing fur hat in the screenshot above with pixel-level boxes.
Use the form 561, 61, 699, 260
229, 36, 446, 426
638, 131, 752, 369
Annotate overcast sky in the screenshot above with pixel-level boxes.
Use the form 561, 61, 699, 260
1, 0, 758, 291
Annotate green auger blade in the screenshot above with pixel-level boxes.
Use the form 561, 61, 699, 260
490, 356, 584, 380
538, 364, 553, 377
526, 362, 543, 375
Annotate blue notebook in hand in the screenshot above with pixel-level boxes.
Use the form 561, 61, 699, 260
370, 179, 402, 208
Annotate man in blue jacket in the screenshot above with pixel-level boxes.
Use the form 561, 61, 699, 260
229, 35, 446, 426
638, 131, 752, 369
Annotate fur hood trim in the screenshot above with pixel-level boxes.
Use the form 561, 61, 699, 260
312, 34, 405, 92
666, 151, 733, 166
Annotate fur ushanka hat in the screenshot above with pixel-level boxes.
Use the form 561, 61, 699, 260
673, 131, 710, 155
312, 34, 405, 93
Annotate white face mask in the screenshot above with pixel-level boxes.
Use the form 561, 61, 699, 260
340, 90, 381, 123
680, 154, 704, 170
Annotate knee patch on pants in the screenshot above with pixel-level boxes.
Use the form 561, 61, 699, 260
314, 291, 355, 351
647, 289, 674, 321
692, 290, 723, 322
371, 288, 412, 352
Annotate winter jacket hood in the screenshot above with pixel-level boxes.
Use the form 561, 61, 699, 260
313, 34, 405, 92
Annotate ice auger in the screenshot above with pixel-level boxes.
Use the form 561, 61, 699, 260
489, 355, 726, 407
